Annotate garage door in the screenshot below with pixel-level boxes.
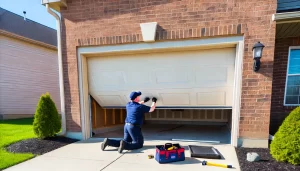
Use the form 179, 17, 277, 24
87, 47, 236, 108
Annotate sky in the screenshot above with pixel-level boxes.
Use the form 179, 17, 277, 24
0, 0, 56, 30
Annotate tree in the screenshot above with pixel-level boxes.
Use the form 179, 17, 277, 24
33, 92, 61, 139
270, 107, 300, 165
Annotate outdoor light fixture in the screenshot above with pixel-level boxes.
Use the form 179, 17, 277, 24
252, 41, 265, 72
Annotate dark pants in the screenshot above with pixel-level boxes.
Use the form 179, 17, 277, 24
106, 123, 144, 150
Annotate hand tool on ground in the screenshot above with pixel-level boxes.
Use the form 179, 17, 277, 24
202, 160, 233, 168
148, 154, 154, 159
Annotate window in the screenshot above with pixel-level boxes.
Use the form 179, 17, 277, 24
284, 47, 300, 106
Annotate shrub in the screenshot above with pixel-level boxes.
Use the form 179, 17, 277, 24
33, 92, 61, 139
270, 107, 300, 165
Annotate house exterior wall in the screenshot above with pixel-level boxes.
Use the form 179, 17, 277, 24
61, 0, 277, 142
0, 35, 60, 119
270, 36, 300, 135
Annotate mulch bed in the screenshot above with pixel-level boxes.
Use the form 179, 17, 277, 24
6, 136, 78, 155
236, 147, 300, 171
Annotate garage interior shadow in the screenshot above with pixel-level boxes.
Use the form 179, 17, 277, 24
93, 124, 231, 144
90, 97, 232, 145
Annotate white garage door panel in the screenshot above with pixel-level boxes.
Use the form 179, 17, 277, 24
87, 48, 235, 108
160, 93, 191, 105
155, 67, 190, 83
197, 92, 226, 105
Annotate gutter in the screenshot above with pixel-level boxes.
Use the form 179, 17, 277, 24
272, 11, 300, 24
46, 4, 66, 136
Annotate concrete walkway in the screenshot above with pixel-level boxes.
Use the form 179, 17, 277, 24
4, 139, 240, 171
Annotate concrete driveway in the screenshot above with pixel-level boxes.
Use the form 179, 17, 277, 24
4, 138, 240, 171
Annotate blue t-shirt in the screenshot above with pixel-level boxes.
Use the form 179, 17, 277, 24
125, 102, 151, 126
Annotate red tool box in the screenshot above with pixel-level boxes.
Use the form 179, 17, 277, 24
155, 143, 185, 164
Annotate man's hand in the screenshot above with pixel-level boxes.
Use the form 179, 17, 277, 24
144, 97, 150, 103
152, 97, 157, 103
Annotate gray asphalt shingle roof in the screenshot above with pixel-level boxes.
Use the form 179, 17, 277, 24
0, 7, 57, 47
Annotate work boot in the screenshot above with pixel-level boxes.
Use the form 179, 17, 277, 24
101, 138, 108, 151
118, 140, 125, 153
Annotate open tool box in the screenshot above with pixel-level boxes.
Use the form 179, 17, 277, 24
155, 143, 185, 164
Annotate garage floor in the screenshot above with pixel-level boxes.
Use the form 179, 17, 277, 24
94, 124, 231, 144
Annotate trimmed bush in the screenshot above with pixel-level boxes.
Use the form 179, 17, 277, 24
270, 107, 300, 165
33, 92, 61, 139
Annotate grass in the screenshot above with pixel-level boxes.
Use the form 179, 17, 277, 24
0, 118, 36, 170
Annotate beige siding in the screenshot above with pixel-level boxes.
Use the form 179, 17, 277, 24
0, 35, 60, 115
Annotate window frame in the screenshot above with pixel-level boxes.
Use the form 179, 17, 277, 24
284, 46, 300, 106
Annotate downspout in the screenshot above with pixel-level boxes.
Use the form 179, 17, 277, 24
46, 4, 66, 136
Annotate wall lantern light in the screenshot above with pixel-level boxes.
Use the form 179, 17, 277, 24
252, 41, 265, 72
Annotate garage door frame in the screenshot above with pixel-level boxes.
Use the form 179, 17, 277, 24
76, 36, 244, 147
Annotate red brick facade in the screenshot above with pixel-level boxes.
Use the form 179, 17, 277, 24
270, 36, 300, 135
60, 0, 277, 140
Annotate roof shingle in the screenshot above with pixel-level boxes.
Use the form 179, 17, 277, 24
0, 7, 57, 47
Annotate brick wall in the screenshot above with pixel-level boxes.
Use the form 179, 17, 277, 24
270, 36, 300, 135
61, 0, 277, 139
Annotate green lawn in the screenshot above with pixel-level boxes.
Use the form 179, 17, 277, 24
0, 118, 36, 170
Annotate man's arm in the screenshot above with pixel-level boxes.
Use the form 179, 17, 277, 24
149, 97, 157, 112
149, 102, 156, 112
139, 97, 150, 104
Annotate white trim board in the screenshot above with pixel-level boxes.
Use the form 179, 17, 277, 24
272, 11, 300, 24
77, 36, 244, 147
78, 36, 243, 54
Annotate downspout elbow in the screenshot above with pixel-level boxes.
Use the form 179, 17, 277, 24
46, 4, 66, 136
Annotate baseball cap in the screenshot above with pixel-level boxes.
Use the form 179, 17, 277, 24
129, 91, 142, 100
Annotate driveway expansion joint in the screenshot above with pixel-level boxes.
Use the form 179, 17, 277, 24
99, 151, 128, 171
